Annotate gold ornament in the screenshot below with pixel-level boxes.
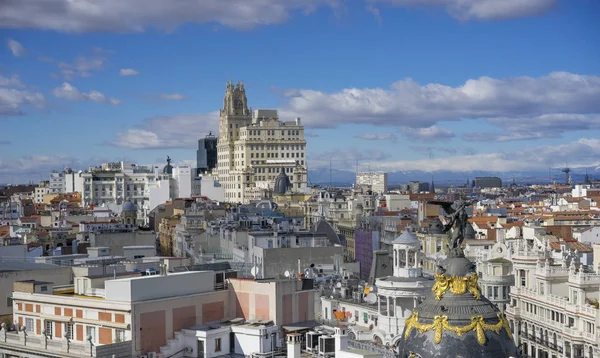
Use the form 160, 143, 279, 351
404, 312, 512, 345
432, 273, 481, 300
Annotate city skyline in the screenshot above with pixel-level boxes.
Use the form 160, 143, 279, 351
1, 0, 599, 184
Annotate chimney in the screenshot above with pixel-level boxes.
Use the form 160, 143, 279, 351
287, 333, 301, 358
334, 326, 348, 355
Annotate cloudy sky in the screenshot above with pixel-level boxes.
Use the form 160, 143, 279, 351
1, 0, 599, 183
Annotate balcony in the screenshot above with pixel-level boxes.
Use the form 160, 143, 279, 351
0, 330, 132, 357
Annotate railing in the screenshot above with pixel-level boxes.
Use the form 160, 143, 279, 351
535, 265, 570, 277
0, 330, 132, 357
348, 340, 396, 358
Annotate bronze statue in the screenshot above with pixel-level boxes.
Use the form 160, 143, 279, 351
430, 200, 472, 255
166, 156, 171, 165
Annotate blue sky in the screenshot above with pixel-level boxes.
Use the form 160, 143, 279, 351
1, 0, 599, 183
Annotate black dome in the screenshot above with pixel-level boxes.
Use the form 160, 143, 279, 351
397, 253, 518, 358
274, 169, 291, 195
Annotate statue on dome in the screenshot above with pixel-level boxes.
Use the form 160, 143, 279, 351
430, 199, 472, 255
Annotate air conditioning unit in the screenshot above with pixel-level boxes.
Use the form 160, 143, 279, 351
185, 347, 193, 353
148, 353, 156, 358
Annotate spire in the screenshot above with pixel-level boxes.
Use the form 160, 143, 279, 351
431, 176, 435, 194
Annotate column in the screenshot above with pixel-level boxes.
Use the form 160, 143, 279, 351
378, 296, 381, 315
512, 320, 519, 348
386, 296, 390, 317
405, 249, 409, 268
414, 251, 419, 268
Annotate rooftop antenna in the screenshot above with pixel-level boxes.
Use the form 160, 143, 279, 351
329, 157, 332, 188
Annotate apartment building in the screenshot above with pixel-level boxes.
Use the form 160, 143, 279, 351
356, 172, 388, 194
506, 240, 600, 358
216, 81, 308, 203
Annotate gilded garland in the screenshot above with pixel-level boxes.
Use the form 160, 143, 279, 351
432, 273, 481, 300
404, 312, 513, 345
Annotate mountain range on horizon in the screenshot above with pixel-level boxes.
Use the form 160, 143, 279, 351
307, 166, 600, 187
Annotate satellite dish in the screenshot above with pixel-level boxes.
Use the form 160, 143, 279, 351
336, 282, 342, 288
365, 293, 377, 304
284, 270, 290, 278
250, 266, 258, 277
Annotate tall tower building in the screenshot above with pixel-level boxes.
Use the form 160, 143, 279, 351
216, 81, 308, 203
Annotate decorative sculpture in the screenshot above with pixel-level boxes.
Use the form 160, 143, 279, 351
166, 156, 171, 165
430, 199, 472, 256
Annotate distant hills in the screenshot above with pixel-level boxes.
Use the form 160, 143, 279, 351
307, 166, 600, 187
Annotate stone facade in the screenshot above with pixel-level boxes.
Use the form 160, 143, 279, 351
216, 81, 308, 204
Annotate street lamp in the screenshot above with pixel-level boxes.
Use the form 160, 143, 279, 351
64, 331, 71, 352
87, 334, 94, 357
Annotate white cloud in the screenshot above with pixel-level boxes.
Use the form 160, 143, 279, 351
0, 74, 24, 88
400, 125, 455, 140
0, 155, 108, 184
308, 148, 389, 170
6, 39, 26, 56
51, 82, 121, 105
159, 93, 188, 101
59, 55, 107, 79
112, 112, 219, 149
357, 132, 396, 141
0, 0, 338, 33
0, 75, 45, 116
366, 138, 600, 173
281, 72, 600, 137
370, 0, 557, 21
120, 68, 140, 76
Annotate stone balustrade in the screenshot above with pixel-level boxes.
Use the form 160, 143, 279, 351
0, 329, 132, 357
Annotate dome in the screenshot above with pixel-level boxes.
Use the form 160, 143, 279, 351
122, 201, 137, 212
274, 170, 291, 195
429, 217, 444, 235
163, 156, 173, 175
397, 206, 517, 358
392, 229, 419, 244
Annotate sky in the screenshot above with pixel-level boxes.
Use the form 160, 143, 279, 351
1, 0, 599, 184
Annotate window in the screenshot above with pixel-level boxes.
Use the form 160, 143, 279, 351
6, 297, 12, 307
25, 318, 34, 333
45, 320, 54, 338
40, 286, 47, 292
215, 338, 222, 352
115, 329, 126, 342
86, 326, 96, 343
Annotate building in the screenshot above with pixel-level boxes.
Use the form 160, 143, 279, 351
356, 172, 388, 194
0, 262, 73, 323
216, 81, 308, 203
5, 267, 316, 358
34, 181, 49, 204
48, 171, 65, 194
406, 181, 429, 193
197, 132, 218, 176
320, 229, 433, 346
506, 239, 600, 358
81, 161, 172, 222
473, 176, 503, 188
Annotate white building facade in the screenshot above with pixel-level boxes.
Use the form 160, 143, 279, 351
356, 172, 388, 194
216, 81, 308, 204
506, 240, 600, 358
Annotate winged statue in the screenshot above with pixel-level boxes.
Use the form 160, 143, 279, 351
429, 199, 472, 254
